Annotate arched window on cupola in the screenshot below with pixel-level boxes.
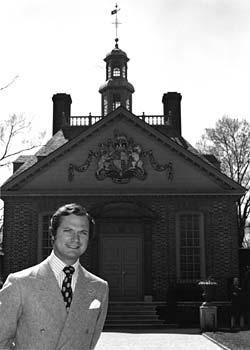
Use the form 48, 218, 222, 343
126, 98, 131, 111
103, 95, 108, 116
122, 66, 126, 78
113, 67, 121, 77
107, 65, 112, 79
112, 93, 121, 110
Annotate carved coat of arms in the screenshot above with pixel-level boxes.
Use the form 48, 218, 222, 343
95, 131, 146, 183
68, 130, 173, 184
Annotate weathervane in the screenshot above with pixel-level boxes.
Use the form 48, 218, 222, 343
111, 3, 121, 48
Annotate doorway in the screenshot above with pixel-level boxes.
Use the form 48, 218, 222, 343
99, 221, 143, 300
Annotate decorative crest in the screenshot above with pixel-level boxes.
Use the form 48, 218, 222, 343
68, 130, 174, 184
111, 3, 121, 48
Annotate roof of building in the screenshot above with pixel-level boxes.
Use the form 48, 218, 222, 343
1, 110, 238, 191
0, 106, 245, 195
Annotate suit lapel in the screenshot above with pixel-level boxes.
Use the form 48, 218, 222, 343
56, 266, 97, 348
71, 266, 96, 311
36, 258, 67, 321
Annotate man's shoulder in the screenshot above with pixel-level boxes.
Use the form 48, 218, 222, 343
79, 265, 108, 286
7, 259, 48, 281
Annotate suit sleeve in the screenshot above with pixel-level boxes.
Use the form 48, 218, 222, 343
0, 274, 22, 349
89, 281, 109, 350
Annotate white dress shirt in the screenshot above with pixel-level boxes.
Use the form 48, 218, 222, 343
48, 251, 79, 292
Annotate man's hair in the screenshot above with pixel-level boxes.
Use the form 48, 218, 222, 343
49, 203, 95, 240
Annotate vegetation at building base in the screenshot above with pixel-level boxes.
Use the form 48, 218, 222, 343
206, 330, 250, 350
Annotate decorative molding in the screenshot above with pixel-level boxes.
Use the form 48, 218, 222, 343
68, 130, 174, 184
68, 151, 95, 182
146, 150, 174, 182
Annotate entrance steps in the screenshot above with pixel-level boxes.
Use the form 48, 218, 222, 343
104, 301, 170, 330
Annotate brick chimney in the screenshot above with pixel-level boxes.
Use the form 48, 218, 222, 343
162, 92, 182, 136
52, 93, 72, 135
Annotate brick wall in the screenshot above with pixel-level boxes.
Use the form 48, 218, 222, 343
2, 195, 239, 300
149, 196, 239, 300
3, 197, 39, 275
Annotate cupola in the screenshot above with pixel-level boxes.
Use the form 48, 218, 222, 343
99, 38, 135, 116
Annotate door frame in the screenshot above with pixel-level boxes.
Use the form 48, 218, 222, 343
99, 232, 143, 300
90, 201, 156, 301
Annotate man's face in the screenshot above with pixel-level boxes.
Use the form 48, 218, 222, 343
53, 214, 89, 265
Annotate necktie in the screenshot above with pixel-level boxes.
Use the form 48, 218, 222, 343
61, 266, 75, 311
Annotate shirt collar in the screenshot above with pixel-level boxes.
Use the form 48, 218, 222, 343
49, 250, 79, 275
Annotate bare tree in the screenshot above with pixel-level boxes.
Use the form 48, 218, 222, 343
0, 77, 46, 273
0, 114, 46, 258
0, 113, 46, 168
196, 116, 250, 247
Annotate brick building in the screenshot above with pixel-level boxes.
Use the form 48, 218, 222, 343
0, 41, 244, 305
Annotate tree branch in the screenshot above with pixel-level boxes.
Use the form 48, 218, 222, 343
0, 75, 19, 91
0, 124, 14, 161
0, 144, 42, 165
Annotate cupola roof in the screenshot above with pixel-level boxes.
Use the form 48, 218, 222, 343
104, 44, 129, 62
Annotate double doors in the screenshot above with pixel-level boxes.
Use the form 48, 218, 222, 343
99, 221, 143, 300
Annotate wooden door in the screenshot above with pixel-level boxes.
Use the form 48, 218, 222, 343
99, 233, 143, 300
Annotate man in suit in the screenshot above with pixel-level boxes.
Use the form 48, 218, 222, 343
0, 203, 109, 349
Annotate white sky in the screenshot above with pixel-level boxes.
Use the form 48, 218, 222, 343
1, 0, 250, 149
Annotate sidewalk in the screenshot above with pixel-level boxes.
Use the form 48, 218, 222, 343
95, 330, 224, 350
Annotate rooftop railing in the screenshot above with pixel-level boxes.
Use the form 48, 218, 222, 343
70, 114, 171, 127
70, 115, 101, 126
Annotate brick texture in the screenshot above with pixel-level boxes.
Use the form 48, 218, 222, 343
2, 195, 239, 301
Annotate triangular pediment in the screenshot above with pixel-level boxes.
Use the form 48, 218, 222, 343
1, 107, 244, 196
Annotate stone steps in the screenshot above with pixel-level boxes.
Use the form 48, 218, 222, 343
104, 302, 171, 330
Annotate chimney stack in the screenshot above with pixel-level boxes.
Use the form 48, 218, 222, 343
162, 92, 182, 136
52, 93, 72, 135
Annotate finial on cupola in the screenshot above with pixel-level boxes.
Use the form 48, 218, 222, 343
111, 3, 121, 48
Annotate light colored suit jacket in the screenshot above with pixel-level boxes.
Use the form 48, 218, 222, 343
0, 257, 109, 350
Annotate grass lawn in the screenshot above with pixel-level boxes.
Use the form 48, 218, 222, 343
206, 330, 250, 350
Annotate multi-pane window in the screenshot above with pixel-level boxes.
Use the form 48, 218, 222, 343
113, 67, 121, 77
41, 214, 52, 261
177, 213, 204, 281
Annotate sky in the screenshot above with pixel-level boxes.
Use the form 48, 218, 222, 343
1, 0, 250, 157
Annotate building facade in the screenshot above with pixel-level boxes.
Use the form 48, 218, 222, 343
1, 42, 244, 302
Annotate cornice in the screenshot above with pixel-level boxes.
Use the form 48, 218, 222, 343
1, 191, 244, 197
